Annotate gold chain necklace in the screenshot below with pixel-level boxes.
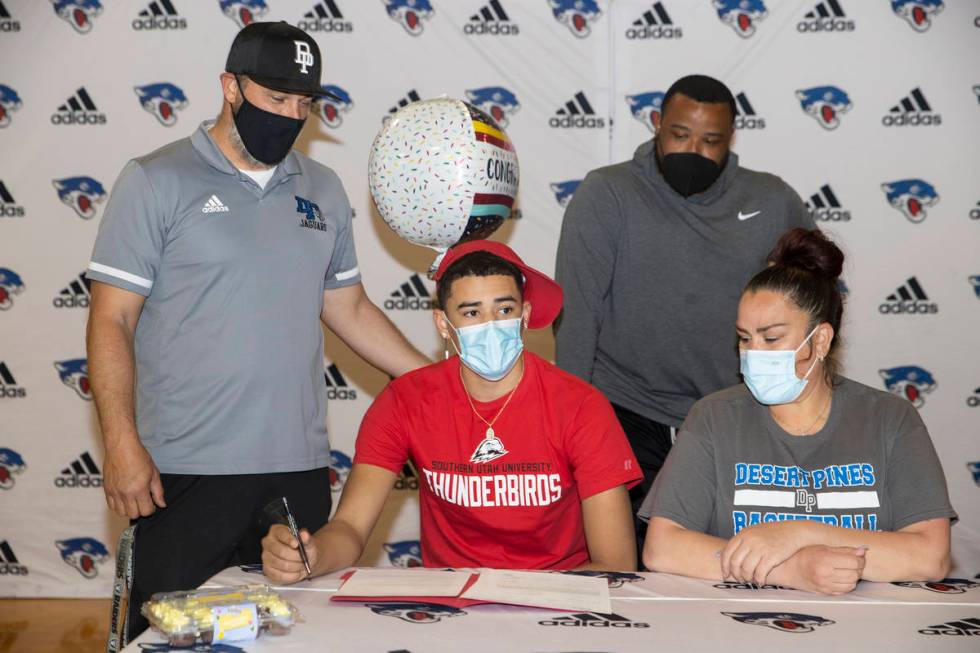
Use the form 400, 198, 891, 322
777, 391, 832, 436
459, 366, 521, 440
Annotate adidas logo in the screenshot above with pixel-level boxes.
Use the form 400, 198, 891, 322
201, 194, 229, 214
918, 617, 980, 636
133, 0, 186, 30
805, 184, 851, 221
51, 87, 107, 126
733, 92, 766, 130
798, 0, 854, 32
387, 89, 422, 118
626, 2, 682, 39
0, 361, 26, 399
539, 612, 650, 628
55, 451, 102, 488
465, 0, 518, 35
971, 200, 980, 221
385, 274, 435, 310
298, 0, 352, 33
883, 87, 941, 127
0, 180, 24, 217
0, 540, 28, 575
880, 276, 938, 315
550, 91, 606, 129
0, 0, 20, 32
394, 460, 420, 491
53, 272, 91, 309
324, 363, 357, 401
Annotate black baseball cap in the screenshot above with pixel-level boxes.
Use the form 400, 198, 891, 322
226, 22, 340, 100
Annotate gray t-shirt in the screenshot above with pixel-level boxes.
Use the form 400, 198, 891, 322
638, 377, 956, 536
88, 121, 360, 474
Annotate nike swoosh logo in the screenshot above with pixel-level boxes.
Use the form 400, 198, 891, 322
738, 211, 761, 221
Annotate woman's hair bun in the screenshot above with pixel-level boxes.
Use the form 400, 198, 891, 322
767, 228, 844, 280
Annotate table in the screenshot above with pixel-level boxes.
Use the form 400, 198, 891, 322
125, 566, 980, 652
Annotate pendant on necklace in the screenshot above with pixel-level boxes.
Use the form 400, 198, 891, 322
470, 429, 509, 464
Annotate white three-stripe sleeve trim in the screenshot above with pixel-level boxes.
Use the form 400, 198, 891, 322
88, 262, 153, 289
335, 266, 360, 281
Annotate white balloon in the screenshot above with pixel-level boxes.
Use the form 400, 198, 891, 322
368, 97, 519, 251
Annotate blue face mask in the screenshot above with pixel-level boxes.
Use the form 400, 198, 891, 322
740, 325, 821, 405
446, 316, 524, 381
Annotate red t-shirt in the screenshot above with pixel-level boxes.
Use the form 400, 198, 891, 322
354, 352, 641, 570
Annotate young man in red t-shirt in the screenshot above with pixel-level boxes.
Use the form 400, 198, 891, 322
262, 241, 641, 580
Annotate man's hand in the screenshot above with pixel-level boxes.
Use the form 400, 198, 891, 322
787, 545, 867, 595
262, 524, 319, 584
103, 437, 165, 519
721, 522, 805, 585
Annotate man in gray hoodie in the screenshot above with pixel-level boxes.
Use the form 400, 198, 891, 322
555, 75, 814, 557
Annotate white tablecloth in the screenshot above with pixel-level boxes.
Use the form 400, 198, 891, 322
124, 565, 980, 652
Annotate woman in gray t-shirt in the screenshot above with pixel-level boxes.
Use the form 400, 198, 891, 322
639, 228, 956, 595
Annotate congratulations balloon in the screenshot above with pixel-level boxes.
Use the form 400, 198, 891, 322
368, 97, 519, 251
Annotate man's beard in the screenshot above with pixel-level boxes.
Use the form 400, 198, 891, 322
228, 114, 274, 170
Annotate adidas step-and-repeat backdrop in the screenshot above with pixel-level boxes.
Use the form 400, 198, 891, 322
0, 0, 977, 598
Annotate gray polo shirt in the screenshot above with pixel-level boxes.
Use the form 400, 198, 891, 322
88, 121, 360, 474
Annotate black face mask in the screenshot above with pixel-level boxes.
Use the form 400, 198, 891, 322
655, 139, 724, 197
233, 80, 305, 165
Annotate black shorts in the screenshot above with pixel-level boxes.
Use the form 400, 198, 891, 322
126, 467, 332, 640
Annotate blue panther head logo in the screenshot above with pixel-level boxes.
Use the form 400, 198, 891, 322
970, 275, 980, 299
715, 0, 767, 38
549, 0, 602, 38
465, 87, 520, 128
894, 578, 980, 594
881, 178, 939, 223
56, 537, 110, 578
384, 540, 422, 567
52, 176, 106, 220
219, 0, 268, 29
134, 83, 188, 127
560, 570, 644, 588
879, 365, 937, 408
0, 448, 26, 490
0, 268, 25, 311
313, 85, 353, 129
551, 180, 582, 208
796, 86, 852, 130
722, 611, 835, 633
55, 358, 91, 400
51, 0, 103, 34
969, 461, 980, 487
328, 449, 352, 492
626, 91, 665, 134
891, 0, 943, 32
366, 602, 465, 624
0, 84, 22, 128
382, 0, 434, 36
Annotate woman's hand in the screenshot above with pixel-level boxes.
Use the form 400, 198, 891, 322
785, 544, 867, 595
720, 522, 807, 585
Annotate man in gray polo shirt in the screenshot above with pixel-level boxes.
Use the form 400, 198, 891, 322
86, 22, 428, 639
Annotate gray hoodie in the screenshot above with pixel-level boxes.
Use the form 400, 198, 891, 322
555, 140, 814, 427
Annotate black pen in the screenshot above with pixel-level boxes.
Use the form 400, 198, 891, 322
281, 496, 312, 578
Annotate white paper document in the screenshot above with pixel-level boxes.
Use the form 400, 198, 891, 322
461, 569, 612, 613
334, 569, 473, 597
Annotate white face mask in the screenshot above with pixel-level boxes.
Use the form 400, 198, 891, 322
444, 315, 524, 381
740, 325, 821, 405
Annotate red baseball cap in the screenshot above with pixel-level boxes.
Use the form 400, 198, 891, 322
433, 240, 563, 329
